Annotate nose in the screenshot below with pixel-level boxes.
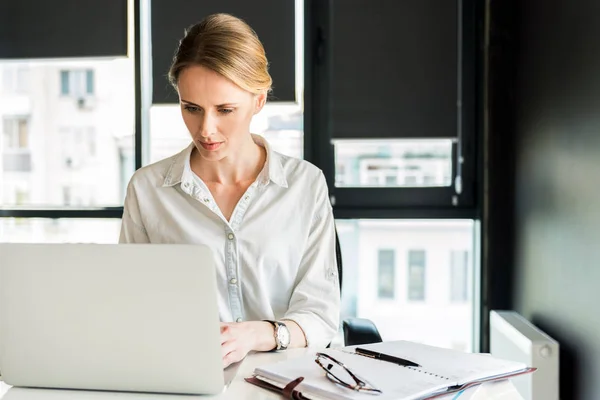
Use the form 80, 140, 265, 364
198, 114, 217, 139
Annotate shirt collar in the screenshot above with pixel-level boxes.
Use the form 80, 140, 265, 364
162, 134, 288, 188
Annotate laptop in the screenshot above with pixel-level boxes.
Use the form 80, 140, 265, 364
0, 243, 237, 395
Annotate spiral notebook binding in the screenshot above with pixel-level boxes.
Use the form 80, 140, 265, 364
404, 365, 452, 381
339, 349, 452, 381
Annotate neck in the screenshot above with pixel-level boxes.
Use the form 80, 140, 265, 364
191, 134, 266, 185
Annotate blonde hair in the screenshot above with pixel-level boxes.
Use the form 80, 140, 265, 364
168, 13, 272, 95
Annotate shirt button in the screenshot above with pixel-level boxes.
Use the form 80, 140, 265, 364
203, 197, 209, 203
230, 278, 237, 285
227, 233, 234, 240
244, 195, 250, 201
236, 317, 243, 323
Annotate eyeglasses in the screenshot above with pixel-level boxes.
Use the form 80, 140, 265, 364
315, 352, 382, 395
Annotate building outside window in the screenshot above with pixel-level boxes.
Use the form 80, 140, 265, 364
60, 70, 94, 97
407, 249, 426, 301
377, 249, 395, 299
3, 117, 29, 149
2, 116, 31, 173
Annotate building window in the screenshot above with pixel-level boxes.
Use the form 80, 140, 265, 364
3, 66, 30, 94
377, 249, 395, 299
2, 117, 31, 172
86, 70, 94, 95
407, 249, 426, 301
3, 117, 29, 149
60, 70, 95, 97
450, 250, 469, 302
60, 70, 70, 95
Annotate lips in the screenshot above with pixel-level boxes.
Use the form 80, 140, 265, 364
199, 142, 223, 151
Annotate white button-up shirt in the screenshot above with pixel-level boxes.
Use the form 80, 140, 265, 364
119, 135, 340, 348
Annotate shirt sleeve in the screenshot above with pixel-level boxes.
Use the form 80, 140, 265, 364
283, 171, 341, 348
119, 181, 150, 243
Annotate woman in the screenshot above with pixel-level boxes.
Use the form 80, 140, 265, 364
119, 13, 340, 367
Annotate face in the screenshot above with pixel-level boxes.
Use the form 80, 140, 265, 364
177, 65, 266, 161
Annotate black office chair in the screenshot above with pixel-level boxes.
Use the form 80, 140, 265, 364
335, 228, 383, 346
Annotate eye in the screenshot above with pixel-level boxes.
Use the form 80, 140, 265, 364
183, 105, 200, 113
219, 108, 234, 115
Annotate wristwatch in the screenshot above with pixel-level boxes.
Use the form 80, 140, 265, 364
265, 320, 290, 351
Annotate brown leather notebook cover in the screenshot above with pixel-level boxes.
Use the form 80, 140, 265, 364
245, 376, 311, 400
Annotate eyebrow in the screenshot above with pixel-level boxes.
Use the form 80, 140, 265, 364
180, 99, 238, 108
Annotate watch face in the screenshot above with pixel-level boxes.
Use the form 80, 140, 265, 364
278, 324, 291, 347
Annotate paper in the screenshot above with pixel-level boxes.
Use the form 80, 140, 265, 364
256, 349, 452, 400
253, 341, 530, 400
357, 341, 528, 384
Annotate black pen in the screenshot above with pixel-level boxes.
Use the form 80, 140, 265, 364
355, 347, 421, 368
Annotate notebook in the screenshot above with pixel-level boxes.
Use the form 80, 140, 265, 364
246, 341, 536, 400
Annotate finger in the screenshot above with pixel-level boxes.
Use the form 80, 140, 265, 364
221, 339, 237, 359
223, 350, 242, 368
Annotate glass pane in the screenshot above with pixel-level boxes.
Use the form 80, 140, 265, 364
333, 139, 453, 188
337, 219, 475, 352
0, 218, 121, 243
0, 59, 134, 207
150, 103, 303, 164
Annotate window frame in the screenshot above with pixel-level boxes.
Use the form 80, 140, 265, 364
0, 0, 142, 220
304, 0, 480, 219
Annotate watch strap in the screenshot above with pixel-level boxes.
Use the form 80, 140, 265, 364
264, 320, 288, 350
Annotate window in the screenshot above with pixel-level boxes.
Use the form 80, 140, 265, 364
2, 117, 31, 173
334, 139, 453, 188
337, 220, 475, 350
407, 249, 426, 301
377, 249, 395, 299
2, 117, 29, 149
450, 250, 469, 302
1, 60, 134, 207
1, 0, 481, 353
307, 0, 477, 210
60, 70, 70, 95
2, 66, 30, 94
86, 70, 94, 95
0, 218, 121, 244
60, 69, 95, 97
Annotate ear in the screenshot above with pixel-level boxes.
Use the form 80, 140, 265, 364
254, 93, 267, 115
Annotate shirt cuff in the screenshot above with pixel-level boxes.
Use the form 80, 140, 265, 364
283, 312, 338, 349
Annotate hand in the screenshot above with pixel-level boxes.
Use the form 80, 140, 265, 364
220, 321, 275, 368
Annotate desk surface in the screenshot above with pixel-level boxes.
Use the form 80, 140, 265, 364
0, 349, 523, 400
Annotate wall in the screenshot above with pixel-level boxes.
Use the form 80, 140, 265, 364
498, 0, 600, 398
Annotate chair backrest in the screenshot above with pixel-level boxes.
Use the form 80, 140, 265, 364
334, 227, 343, 295
333, 226, 383, 346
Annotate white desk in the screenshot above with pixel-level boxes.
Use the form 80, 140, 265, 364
0, 349, 523, 400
